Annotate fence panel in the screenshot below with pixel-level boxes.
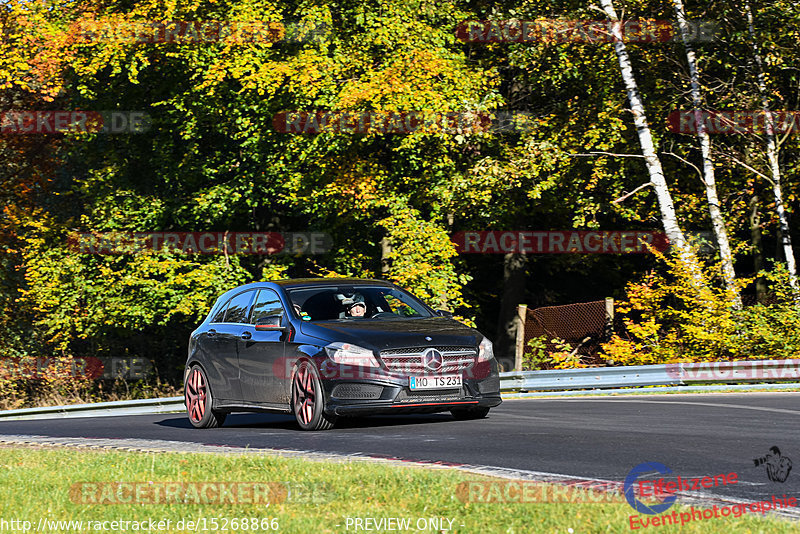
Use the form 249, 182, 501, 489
515, 300, 612, 370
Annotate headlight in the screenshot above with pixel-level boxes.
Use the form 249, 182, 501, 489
324, 342, 380, 367
478, 337, 495, 362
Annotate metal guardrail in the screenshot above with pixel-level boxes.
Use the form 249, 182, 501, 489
0, 359, 798, 420
0, 396, 184, 421
499, 358, 800, 392
499, 364, 680, 391
503, 383, 800, 398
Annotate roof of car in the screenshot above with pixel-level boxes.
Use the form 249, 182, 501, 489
270, 277, 395, 288
211, 278, 397, 305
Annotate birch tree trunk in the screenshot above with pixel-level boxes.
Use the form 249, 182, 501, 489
744, 1, 798, 289
750, 194, 767, 302
672, 0, 741, 307
598, 0, 700, 275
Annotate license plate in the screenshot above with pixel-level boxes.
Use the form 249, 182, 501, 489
409, 375, 462, 390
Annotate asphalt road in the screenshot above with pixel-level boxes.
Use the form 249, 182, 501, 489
1, 393, 798, 504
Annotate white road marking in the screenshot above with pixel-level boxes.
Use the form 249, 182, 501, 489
538, 398, 800, 416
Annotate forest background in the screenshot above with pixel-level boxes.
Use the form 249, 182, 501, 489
2, 0, 799, 406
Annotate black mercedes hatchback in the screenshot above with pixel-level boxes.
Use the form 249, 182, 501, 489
185, 278, 502, 430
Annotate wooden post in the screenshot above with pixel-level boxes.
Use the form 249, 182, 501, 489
514, 304, 528, 371
604, 297, 614, 340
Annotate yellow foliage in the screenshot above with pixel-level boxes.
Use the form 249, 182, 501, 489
601, 248, 800, 365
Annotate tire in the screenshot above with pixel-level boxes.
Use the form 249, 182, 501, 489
185, 366, 227, 428
292, 360, 337, 431
450, 407, 490, 420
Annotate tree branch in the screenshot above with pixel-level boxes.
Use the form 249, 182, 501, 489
567, 151, 646, 158
661, 151, 706, 186
612, 182, 653, 203
713, 150, 775, 186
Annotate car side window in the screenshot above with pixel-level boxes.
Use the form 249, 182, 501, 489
250, 288, 284, 324
224, 290, 256, 324
210, 300, 230, 323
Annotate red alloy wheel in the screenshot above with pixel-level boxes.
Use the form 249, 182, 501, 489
293, 363, 315, 425
185, 367, 206, 423
185, 366, 226, 428
292, 360, 336, 431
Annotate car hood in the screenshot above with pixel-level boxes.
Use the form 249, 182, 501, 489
298, 317, 483, 352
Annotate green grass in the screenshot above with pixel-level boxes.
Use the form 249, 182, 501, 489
0, 447, 794, 533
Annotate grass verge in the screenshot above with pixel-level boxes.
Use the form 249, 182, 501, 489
0, 447, 795, 533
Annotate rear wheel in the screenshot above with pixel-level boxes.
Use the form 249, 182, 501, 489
450, 407, 490, 420
292, 360, 337, 431
185, 366, 226, 428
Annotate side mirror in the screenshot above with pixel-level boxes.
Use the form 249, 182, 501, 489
435, 309, 454, 317
255, 315, 286, 331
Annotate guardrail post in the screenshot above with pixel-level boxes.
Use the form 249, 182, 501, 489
514, 304, 527, 371
604, 297, 614, 340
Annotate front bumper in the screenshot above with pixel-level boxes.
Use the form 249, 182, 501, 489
318, 359, 502, 416
328, 395, 502, 416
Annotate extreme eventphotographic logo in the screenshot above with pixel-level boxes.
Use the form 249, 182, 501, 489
624, 462, 678, 515
623, 462, 796, 530
753, 447, 792, 483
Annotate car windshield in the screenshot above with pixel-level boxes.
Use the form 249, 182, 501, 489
286, 286, 434, 321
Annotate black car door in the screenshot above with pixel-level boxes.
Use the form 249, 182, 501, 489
199, 299, 238, 402
209, 289, 255, 402
237, 288, 288, 405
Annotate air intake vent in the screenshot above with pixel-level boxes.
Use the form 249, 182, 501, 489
331, 384, 383, 400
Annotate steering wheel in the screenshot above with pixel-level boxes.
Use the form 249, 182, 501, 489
370, 311, 397, 319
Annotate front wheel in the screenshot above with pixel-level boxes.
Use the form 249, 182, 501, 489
185, 366, 227, 428
292, 360, 337, 431
450, 407, 490, 420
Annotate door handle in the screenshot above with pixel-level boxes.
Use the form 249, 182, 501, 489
241, 331, 252, 340
207, 329, 216, 337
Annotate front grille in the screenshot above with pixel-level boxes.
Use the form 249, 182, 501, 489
379, 346, 477, 375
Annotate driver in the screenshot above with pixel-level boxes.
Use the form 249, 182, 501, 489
346, 301, 367, 317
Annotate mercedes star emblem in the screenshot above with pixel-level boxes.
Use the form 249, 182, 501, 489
422, 348, 444, 372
